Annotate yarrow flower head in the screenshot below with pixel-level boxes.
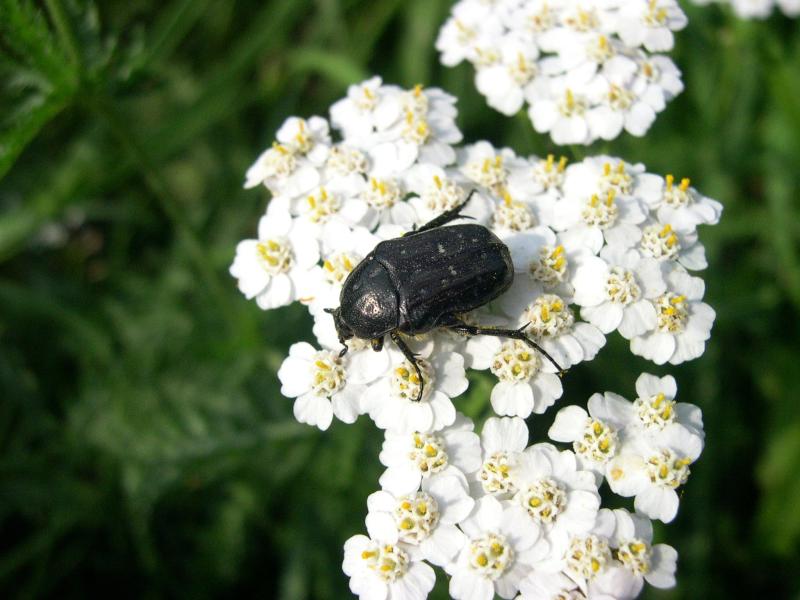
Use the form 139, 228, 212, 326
690, 0, 800, 18
234, 77, 722, 600
436, 0, 688, 144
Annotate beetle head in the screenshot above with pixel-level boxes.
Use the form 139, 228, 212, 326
324, 307, 353, 343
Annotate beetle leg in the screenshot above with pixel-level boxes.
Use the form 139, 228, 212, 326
371, 337, 384, 352
405, 189, 478, 236
444, 319, 567, 376
390, 331, 425, 403
338, 341, 349, 358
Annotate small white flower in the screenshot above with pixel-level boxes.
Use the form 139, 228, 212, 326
636, 221, 707, 270
514, 292, 606, 369
343, 514, 435, 600
379, 413, 482, 495
636, 172, 723, 232
466, 336, 563, 418
436, 2, 504, 67
552, 176, 648, 254
630, 267, 715, 365
276, 116, 331, 165
363, 347, 468, 433
459, 141, 515, 197
501, 225, 606, 308
229, 212, 319, 310
371, 85, 463, 170
367, 474, 474, 566
609, 508, 678, 590
528, 79, 592, 146
277, 342, 367, 430
291, 181, 369, 232
470, 416, 530, 499
330, 77, 404, 146
607, 424, 703, 523
548, 396, 624, 479
616, 0, 687, 52
446, 496, 550, 600
510, 443, 601, 550
475, 35, 539, 115
243, 143, 320, 198
573, 244, 666, 339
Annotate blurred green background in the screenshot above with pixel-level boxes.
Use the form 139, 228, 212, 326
1, 0, 799, 598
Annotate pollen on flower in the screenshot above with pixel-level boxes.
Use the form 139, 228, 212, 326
516, 478, 568, 524
310, 351, 347, 397
391, 358, 434, 402
323, 252, 359, 285
655, 293, 688, 333
493, 191, 535, 231
581, 190, 619, 228
574, 419, 618, 463
508, 52, 537, 85
563, 6, 600, 31
646, 448, 692, 488
566, 535, 612, 580
466, 154, 507, 191
480, 451, 517, 495
454, 18, 477, 44
536, 156, 568, 191
409, 432, 449, 476
422, 175, 465, 213
607, 84, 635, 111
306, 187, 342, 223
326, 146, 368, 176
467, 532, 515, 580
634, 392, 677, 429
641, 223, 680, 260
616, 539, 653, 575
474, 45, 500, 67
364, 177, 402, 209
641, 60, 660, 82
605, 267, 642, 305
524, 294, 575, 338
491, 339, 542, 383
360, 542, 410, 582
264, 143, 297, 178
290, 119, 313, 154
353, 81, 379, 112
587, 34, 615, 63
558, 89, 588, 117
393, 492, 440, 544
644, 0, 670, 26
663, 174, 693, 207
403, 84, 429, 115
256, 238, 294, 274
527, 4, 555, 31
402, 110, 431, 145
599, 161, 634, 196
531, 244, 569, 288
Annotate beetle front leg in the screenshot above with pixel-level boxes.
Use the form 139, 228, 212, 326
445, 319, 567, 377
338, 341, 349, 358
390, 331, 425, 403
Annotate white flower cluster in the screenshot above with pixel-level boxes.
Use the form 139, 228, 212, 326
346, 386, 698, 600
232, 78, 721, 599
435, 0, 687, 144
690, 0, 800, 18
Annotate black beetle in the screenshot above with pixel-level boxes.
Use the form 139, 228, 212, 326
325, 190, 564, 401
